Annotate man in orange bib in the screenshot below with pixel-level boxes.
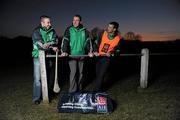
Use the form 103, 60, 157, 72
93, 22, 121, 92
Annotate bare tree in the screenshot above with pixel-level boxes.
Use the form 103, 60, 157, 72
135, 34, 142, 41
90, 27, 103, 40
124, 31, 136, 40
124, 31, 142, 40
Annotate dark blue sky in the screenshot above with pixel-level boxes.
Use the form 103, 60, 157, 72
0, 0, 180, 41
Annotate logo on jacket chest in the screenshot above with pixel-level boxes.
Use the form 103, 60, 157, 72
101, 43, 110, 53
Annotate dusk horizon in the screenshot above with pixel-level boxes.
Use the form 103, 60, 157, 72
1, 0, 180, 41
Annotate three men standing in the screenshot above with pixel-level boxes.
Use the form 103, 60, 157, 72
32, 15, 121, 104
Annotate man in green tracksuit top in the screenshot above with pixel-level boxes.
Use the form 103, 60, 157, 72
61, 15, 93, 93
32, 15, 58, 104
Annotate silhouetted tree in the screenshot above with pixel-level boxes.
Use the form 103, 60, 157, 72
124, 31, 136, 40
90, 27, 103, 41
124, 32, 143, 41
135, 34, 142, 41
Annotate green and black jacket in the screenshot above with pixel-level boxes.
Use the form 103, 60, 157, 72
32, 25, 58, 58
61, 24, 92, 55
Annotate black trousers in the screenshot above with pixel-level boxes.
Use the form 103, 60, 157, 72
46, 58, 55, 97
94, 57, 110, 91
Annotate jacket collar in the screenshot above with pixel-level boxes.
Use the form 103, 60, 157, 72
39, 25, 53, 32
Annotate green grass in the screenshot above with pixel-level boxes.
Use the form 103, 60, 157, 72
0, 67, 179, 120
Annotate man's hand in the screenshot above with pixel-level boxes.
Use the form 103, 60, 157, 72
52, 47, 59, 52
93, 52, 99, 57
43, 43, 50, 49
88, 52, 94, 57
61, 52, 68, 57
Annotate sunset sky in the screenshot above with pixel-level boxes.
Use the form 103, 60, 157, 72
0, 0, 180, 41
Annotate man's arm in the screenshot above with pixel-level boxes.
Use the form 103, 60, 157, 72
61, 27, 70, 54
32, 29, 45, 50
85, 30, 93, 53
93, 30, 104, 52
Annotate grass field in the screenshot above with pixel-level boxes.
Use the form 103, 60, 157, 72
0, 56, 180, 120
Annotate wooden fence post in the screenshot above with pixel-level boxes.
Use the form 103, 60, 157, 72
39, 50, 49, 103
140, 48, 149, 88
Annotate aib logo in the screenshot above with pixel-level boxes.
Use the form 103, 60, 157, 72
97, 97, 107, 105
97, 96, 108, 113
101, 43, 110, 53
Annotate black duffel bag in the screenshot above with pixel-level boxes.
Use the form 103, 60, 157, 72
57, 92, 115, 114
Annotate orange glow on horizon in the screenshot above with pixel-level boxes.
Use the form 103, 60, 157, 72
140, 33, 179, 41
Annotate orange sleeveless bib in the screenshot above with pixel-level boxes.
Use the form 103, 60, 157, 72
99, 31, 120, 55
